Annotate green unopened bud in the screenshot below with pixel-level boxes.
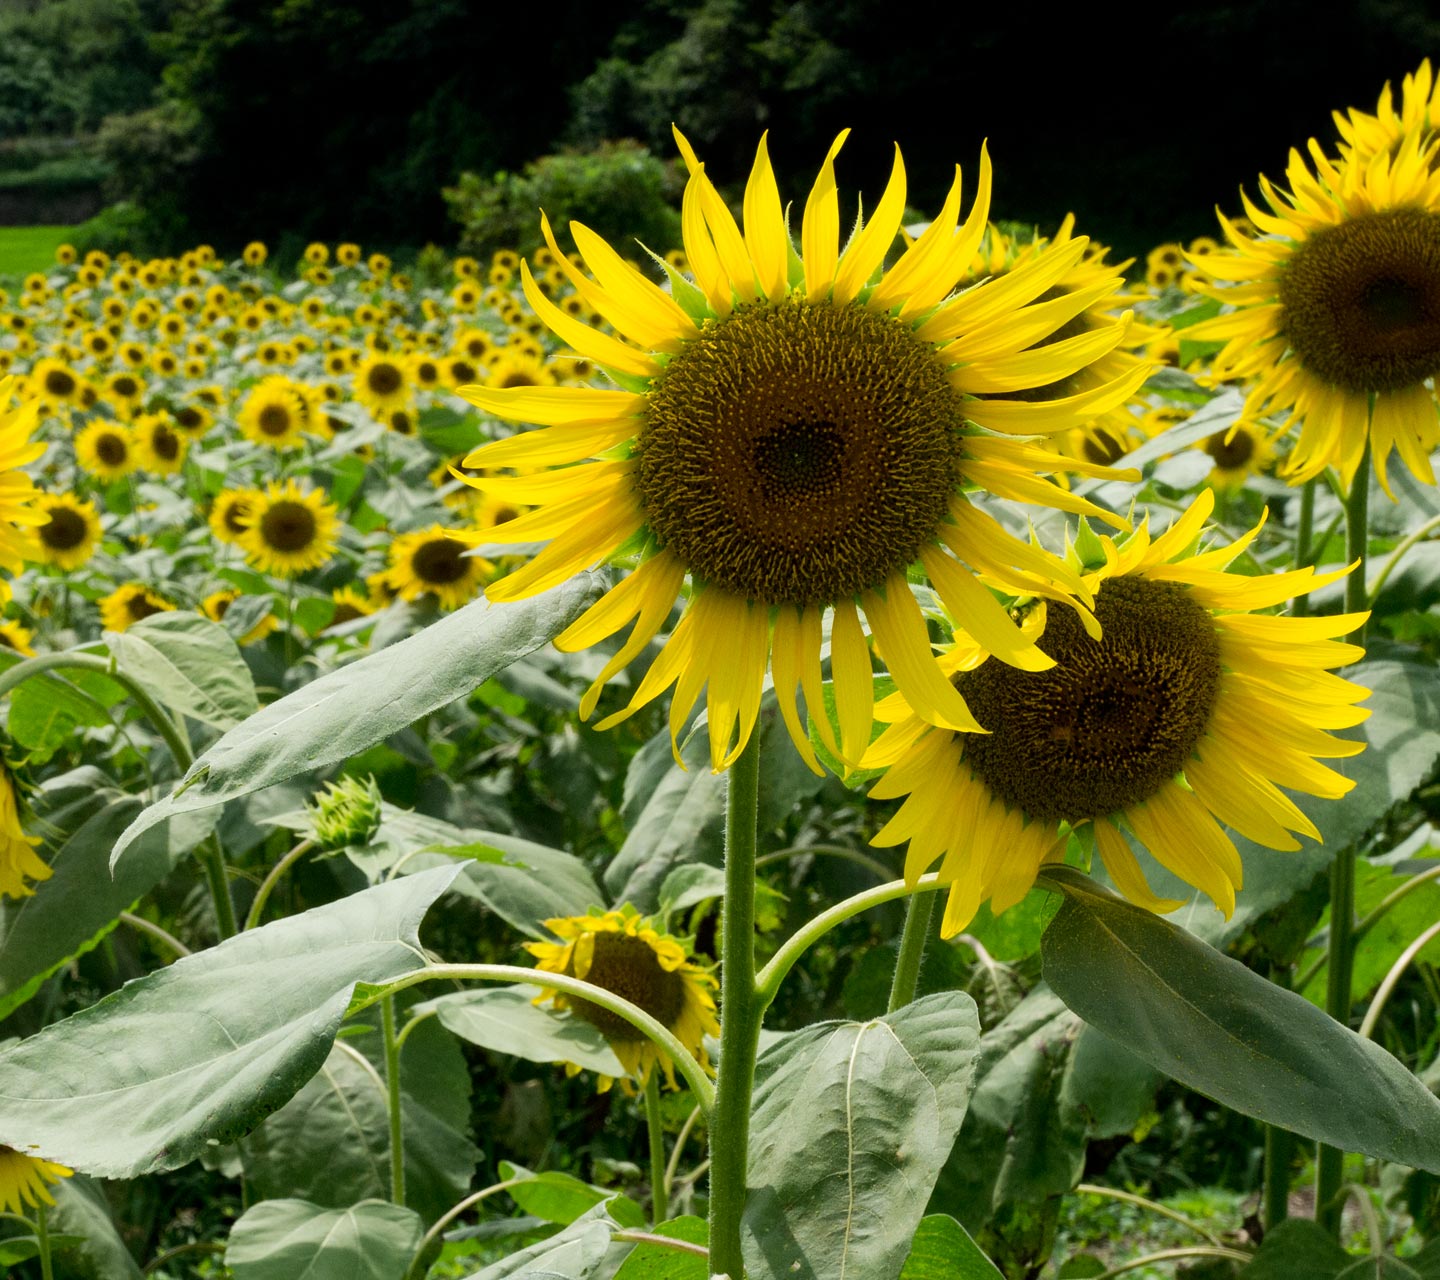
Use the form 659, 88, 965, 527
307, 774, 383, 850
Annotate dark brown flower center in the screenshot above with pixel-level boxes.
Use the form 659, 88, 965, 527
259, 501, 317, 552
1204, 427, 1256, 470
41, 506, 88, 550
151, 424, 180, 461
366, 362, 403, 395
637, 298, 963, 606
565, 932, 686, 1043
258, 404, 292, 436
96, 433, 128, 466
955, 576, 1223, 823
1280, 208, 1440, 393
411, 537, 468, 585
44, 369, 75, 397
127, 592, 164, 621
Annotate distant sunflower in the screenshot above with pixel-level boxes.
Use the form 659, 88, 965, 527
133, 412, 187, 475
486, 350, 555, 389
237, 377, 308, 450
353, 353, 411, 418
384, 525, 487, 610
457, 130, 1148, 771
170, 403, 214, 438
208, 488, 261, 545
1199, 419, 1277, 490
99, 582, 175, 633
27, 357, 82, 411
0, 766, 46, 900
240, 480, 338, 576
0, 620, 34, 655
326, 584, 377, 629
526, 905, 719, 1093
75, 422, 136, 482
864, 491, 1370, 936
201, 589, 278, 645
1188, 133, 1440, 494
29, 492, 101, 570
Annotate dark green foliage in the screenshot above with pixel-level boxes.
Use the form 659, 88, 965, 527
443, 140, 683, 261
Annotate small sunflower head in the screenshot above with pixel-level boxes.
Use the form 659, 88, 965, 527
306, 774, 384, 850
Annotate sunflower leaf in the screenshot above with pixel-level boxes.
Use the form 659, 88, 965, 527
1041, 870, 1440, 1173
105, 611, 259, 729
742, 990, 981, 1280
109, 572, 605, 869
224, 1198, 423, 1280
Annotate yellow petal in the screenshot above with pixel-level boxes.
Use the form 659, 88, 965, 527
802, 131, 850, 298
743, 132, 788, 301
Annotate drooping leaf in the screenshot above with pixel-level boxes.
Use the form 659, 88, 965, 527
899, 1214, 1003, 1279
0, 791, 218, 1019
111, 573, 604, 866
0, 865, 461, 1176
1042, 872, 1440, 1173
416, 985, 624, 1076
743, 991, 982, 1280
225, 1198, 423, 1280
106, 611, 259, 729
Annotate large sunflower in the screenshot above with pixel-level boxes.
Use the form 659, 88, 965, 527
0, 766, 47, 901
239, 480, 339, 577
526, 905, 718, 1094
457, 130, 1151, 772
863, 491, 1370, 936
28, 491, 102, 570
383, 525, 488, 611
1187, 133, 1440, 494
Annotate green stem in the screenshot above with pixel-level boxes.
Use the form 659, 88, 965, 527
1368, 511, 1440, 608
1090, 1247, 1254, 1279
707, 730, 762, 1280
1318, 440, 1371, 1236
1263, 966, 1296, 1229
355, 964, 715, 1111
0, 651, 239, 937
755, 875, 942, 1008
36, 1199, 54, 1280
665, 1105, 703, 1200
887, 887, 935, 1012
405, 1178, 525, 1280
1358, 918, 1440, 1041
1292, 477, 1318, 618
382, 995, 405, 1206
244, 838, 316, 930
118, 911, 192, 958
1073, 1183, 1222, 1247
612, 1231, 710, 1258
645, 1069, 669, 1225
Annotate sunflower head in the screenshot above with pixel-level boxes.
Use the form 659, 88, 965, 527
384, 526, 488, 611
525, 904, 718, 1092
30, 492, 102, 570
865, 492, 1370, 935
0, 1146, 72, 1215
99, 583, 176, 634
239, 480, 339, 578
455, 129, 1151, 772
0, 765, 47, 901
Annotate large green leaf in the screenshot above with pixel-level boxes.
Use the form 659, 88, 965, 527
0, 790, 218, 1019
417, 985, 624, 1076
0, 865, 461, 1177
241, 1011, 478, 1226
743, 991, 982, 1280
1042, 872, 1440, 1173
899, 1215, 1003, 1279
111, 573, 603, 866
7, 669, 115, 755
225, 1198, 423, 1280
106, 611, 259, 729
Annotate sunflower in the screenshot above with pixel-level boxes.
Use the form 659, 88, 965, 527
1199, 419, 1277, 490
237, 376, 308, 450
99, 583, 176, 633
29, 492, 102, 570
863, 490, 1369, 936
0, 1146, 71, 1215
75, 421, 136, 482
201, 589, 279, 645
27, 357, 82, 411
239, 480, 338, 576
1187, 133, 1440, 495
353, 353, 411, 418
242, 241, 267, 267
485, 350, 555, 389
1333, 60, 1440, 167
133, 412, 187, 475
208, 487, 261, 545
456, 130, 1149, 772
526, 905, 719, 1093
326, 584, 377, 629
384, 525, 488, 610
0, 767, 47, 900
0, 619, 35, 655
0, 382, 44, 578
170, 402, 214, 437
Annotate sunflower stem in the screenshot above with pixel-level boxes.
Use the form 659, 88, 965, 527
1262, 966, 1296, 1229
708, 729, 762, 1280
1317, 441, 1370, 1236
645, 1068, 669, 1225
1291, 477, 1318, 618
35, 1199, 54, 1280
381, 994, 406, 1206
887, 886, 935, 1012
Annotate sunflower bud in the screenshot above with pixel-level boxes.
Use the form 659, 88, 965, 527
306, 775, 383, 850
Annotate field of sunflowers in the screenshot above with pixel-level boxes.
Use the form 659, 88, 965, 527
0, 61, 1436, 1280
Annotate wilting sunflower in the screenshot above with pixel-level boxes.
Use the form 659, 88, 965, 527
237, 377, 308, 450
457, 130, 1150, 771
353, 353, 411, 418
239, 479, 338, 576
526, 905, 718, 1093
384, 525, 488, 610
133, 412, 187, 475
201, 589, 279, 645
99, 583, 176, 633
0, 1146, 71, 1214
0, 766, 47, 900
1188, 132, 1440, 494
863, 490, 1369, 936
29, 492, 102, 570
208, 488, 261, 545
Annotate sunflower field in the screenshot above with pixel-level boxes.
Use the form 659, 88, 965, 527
1, 59, 1440, 1280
